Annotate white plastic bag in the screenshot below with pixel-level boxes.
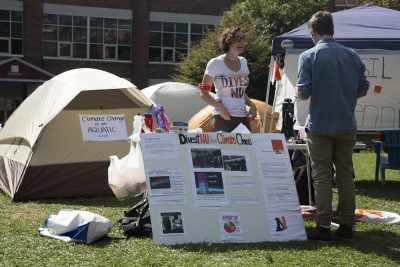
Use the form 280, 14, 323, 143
38, 209, 113, 243
108, 141, 147, 200
355, 209, 400, 224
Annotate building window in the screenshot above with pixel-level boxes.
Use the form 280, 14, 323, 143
43, 14, 131, 61
0, 9, 23, 55
149, 21, 214, 63
335, 0, 359, 10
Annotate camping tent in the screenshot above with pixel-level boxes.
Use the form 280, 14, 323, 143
0, 68, 153, 200
264, 4, 400, 131
142, 82, 216, 123
188, 99, 279, 133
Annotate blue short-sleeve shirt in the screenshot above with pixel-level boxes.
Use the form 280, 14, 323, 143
296, 39, 370, 134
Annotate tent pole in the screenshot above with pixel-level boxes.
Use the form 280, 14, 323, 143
261, 57, 274, 133
268, 63, 280, 133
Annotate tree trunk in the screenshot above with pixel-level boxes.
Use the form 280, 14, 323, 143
327, 0, 336, 12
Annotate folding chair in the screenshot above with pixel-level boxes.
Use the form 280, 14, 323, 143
372, 130, 400, 185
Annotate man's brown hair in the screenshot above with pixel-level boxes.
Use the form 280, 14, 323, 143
308, 11, 334, 36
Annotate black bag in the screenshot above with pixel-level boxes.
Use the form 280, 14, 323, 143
293, 165, 315, 205
118, 192, 152, 239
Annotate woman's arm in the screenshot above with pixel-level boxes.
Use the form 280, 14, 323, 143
244, 93, 257, 121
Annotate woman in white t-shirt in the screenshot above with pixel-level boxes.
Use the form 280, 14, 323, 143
199, 27, 257, 132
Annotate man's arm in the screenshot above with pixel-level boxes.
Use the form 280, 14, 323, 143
296, 53, 312, 100
295, 89, 310, 100
357, 55, 370, 99
357, 90, 367, 98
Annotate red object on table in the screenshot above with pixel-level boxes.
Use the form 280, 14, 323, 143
144, 113, 153, 132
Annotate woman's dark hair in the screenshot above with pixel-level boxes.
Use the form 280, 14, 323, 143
308, 11, 334, 36
219, 27, 242, 53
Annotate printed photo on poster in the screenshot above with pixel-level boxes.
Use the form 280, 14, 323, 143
191, 148, 223, 169
150, 176, 171, 190
271, 139, 285, 154
160, 211, 184, 235
252, 134, 288, 160
221, 150, 251, 176
194, 172, 224, 195
192, 171, 228, 207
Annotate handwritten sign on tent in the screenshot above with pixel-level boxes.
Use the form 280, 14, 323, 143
79, 114, 128, 141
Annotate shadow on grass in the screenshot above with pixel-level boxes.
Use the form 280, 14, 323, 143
170, 229, 400, 263
88, 235, 128, 248
355, 180, 400, 201
20, 195, 142, 208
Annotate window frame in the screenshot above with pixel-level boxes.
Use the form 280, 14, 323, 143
0, 9, 23, 56
58, 41, 72, 57
149, 21, 213, 64
43, 13, 132, 62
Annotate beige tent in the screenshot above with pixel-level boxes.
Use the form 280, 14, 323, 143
141, 82, 216, 123
188, 99, 279, 133
0, 68, 152, 200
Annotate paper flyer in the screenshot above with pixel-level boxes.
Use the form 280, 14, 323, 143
218, 212, 243, 241
141, 134, 179, 160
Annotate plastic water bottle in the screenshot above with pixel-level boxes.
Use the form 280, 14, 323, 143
133, 114, 143, 135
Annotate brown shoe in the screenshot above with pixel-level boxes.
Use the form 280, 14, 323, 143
307, 226, 332, 241
335, 225, 354, 238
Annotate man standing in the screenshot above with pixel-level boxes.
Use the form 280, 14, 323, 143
296, 11, 369, 241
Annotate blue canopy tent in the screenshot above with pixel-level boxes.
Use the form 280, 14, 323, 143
263, 4, 400, 132
272, 4, 400, 54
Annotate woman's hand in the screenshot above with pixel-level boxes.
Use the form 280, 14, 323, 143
218, 105, 231, 120
246, 104, 257, 122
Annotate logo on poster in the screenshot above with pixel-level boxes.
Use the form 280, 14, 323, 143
275, 216, 287, 232
224, 221, 236, 233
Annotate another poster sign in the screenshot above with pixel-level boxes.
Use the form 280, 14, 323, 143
79, 114, 128, 141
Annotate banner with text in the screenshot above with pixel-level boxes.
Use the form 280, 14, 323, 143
140, 133, 306, 245
275, 49, 400, 130
79, 114, 128, 141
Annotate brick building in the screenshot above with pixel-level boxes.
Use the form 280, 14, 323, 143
0, 0, 236, 124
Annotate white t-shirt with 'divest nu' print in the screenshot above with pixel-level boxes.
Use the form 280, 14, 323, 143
205, 55, 249, 117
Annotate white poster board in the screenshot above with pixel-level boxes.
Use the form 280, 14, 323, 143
140, 133, 306, 245
275, 49, 400, 130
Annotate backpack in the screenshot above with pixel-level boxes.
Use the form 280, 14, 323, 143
118, 191, 152, 239
293, 164, 315, 206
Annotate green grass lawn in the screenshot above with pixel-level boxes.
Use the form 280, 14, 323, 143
0, 151, 399, 266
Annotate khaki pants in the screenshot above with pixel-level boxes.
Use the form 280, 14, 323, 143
307, 133, 356, 228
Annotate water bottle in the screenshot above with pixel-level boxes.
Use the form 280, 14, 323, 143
133, 114, 143, 135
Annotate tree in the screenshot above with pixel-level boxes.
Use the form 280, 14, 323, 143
173, 0, 330, 101
358, 0, 400, 10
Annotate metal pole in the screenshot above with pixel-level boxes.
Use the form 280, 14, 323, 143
261, 57, 274, 133
269, 73, 280, 133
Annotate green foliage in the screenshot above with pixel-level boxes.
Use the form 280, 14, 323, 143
174, 0, 330, 101
358, 0, 400, 10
